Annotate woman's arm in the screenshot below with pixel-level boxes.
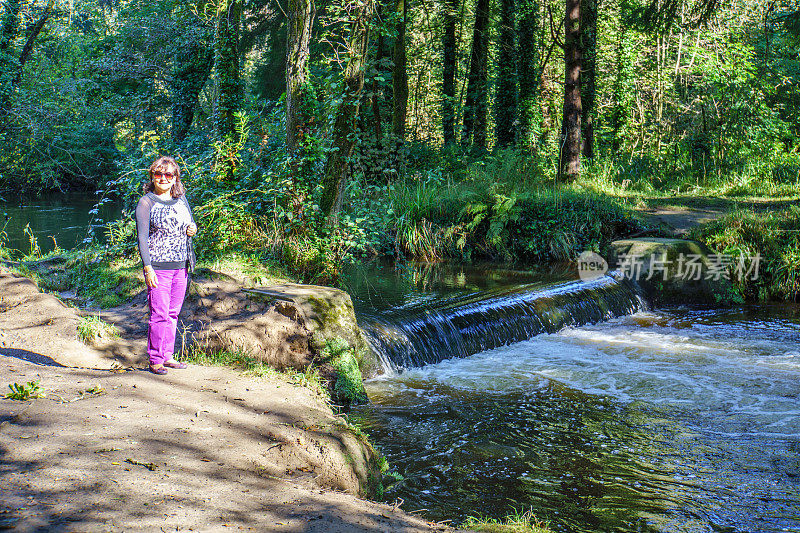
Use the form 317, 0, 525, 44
134, 196, 152, 267
183, 196, 197, 236
135, 197, 159, 288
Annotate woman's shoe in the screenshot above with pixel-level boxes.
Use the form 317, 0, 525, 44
163, 360, 187, 369
149, 365, 168, 375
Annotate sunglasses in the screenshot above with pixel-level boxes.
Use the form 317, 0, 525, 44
153, 171, 176, 179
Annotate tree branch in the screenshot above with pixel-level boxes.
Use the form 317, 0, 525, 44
18, 0, 55, 69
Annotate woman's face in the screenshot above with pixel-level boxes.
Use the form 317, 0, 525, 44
151, 167, 177, 195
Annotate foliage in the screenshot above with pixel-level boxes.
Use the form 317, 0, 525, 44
320, 337, 369, 406
4, 381, 45, 401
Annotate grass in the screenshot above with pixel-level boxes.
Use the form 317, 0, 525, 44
462, 507, 553, 533
690, 205, 800, 301
77, 315, 120, 343
386, 167, 649, 263
577, 154, 800, 203
182, 347, 328, 397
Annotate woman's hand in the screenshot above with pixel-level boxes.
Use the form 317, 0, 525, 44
186, 223, 197, 237
144, 266, 158, 289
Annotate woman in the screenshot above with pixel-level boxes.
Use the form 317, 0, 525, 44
135, 156, 197, 375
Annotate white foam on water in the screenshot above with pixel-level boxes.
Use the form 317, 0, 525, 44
374, 311, 800, 437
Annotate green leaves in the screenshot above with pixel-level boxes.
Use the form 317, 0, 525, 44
4, 381, 44, 401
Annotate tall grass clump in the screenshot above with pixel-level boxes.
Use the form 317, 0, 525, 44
387, 155, 648, 263
462, 507, 553, 533
691, 205, 800, 301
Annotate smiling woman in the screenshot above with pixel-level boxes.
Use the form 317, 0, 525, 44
134, 156, 198, 375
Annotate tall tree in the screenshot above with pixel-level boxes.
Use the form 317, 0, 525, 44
172, 22, 214, 143
371, 0, 387, 145
516, 0, 539, 150
286, 0, 316, 154
0, 0, 55, 117
213, 0, 243, 141
462, 0, 491, 149
559, 0, 581, 180
320, 0, 374, 220
580, 0, 598, 160
392, 0, 408, 140
495, 0, 517, 148
442, 0, 458, 144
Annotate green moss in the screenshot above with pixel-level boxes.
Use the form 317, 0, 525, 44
322, 337, 368, 406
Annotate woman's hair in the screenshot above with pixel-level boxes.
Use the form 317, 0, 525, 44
144, 156, 185, 198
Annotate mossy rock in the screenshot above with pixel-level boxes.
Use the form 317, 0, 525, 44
609, 238, 743, 306
254, 283, 379, 378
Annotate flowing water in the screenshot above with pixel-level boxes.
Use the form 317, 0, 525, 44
345, 263, 800, 533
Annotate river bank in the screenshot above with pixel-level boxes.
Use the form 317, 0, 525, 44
0, 265, 470, 532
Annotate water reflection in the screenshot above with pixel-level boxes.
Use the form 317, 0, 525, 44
1, 194, 121, 253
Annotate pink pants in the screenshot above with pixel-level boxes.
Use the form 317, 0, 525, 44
147, 268, 189, 366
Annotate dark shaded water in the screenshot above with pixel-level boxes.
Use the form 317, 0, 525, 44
0, 194, 121, 254
344, 263, 800, 533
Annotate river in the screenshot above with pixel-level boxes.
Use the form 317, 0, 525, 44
0, 194, 121, 255
345, 262, 800, 533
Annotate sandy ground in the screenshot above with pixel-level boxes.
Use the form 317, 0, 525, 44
0, 267, 468, 532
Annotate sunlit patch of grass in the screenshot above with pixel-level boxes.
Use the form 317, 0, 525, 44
691, 205, 800, 301
77, 315, 120, 343
462, 507, 553, 533
182, 347, 327, 397
196, 251, 292, 286
67, 249, 143, 308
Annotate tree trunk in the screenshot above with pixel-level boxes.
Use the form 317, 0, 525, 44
286, 0, 316, 154
580, 0, 597, 160
372, 2, 386, 145
442, 0, 458, 144
214, 0, 242, 141
172, 39, 214, 143
392, 0, 408, 141
559, 0, 581, 181
0, 0, 53, 122
516, 0, 539, 150
495, 0, 516, 148
320, 0, 374, 221
462, 0, 491, 149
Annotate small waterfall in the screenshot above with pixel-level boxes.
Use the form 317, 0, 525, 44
361, 273, 648, 371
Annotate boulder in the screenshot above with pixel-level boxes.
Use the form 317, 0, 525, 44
608, 238, 744, 305
184, 278, 380, 406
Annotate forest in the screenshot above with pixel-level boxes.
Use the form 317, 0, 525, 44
1, 0, 799, 301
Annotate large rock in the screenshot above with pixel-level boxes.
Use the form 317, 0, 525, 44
184, 277, 380, 406
608, 238, 743, 305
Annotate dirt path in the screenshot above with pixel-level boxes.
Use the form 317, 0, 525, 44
0, 267, 468, 532
638, 197, 794, 236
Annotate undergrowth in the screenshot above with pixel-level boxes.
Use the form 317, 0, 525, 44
691, 206, 800, 301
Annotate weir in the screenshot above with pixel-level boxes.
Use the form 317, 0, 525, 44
360, 273, 648, 371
